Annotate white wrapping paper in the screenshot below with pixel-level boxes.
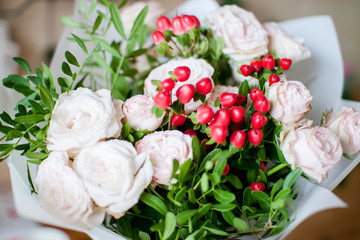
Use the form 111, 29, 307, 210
3, 0, 360, 239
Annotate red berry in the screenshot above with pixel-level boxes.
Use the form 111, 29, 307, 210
240, 65, 253, 76
250, 88, 264, 102
269, 74, 280, 85
210, 125, 228, 144
233, 118, 245, 130
176, 84, 195, 104
250, 182, 265, 191
152, 31, 165, 45
254, 96, 270, 113
181, 15, 196, 31
261, 55, 275, 70
248, 129, 263, 146
260, 161, 265, 171
173, 66, 191, 82
230, 106, 245, 123
279, 58, 292, 70
213, 109, 231, 127
230, 130, 246, 148
190, 15, 200, 28
250, 59, 262, 73
171, 114, 186, 126
160, 78, 175, 91
235, 94, 246, 105
215, 161, 230, 175
195, 78, 213, 95
156, 16, 171, 32
154, 91, 171, 109
184, 129, 197, 137
219, 92, 237, 108
196, 106, 214, 125
171, 16, 186, 35
251, 112, 267, 129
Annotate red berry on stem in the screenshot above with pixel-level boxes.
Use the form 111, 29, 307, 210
279, 58, 292, 70
152, 31, 165, 45
171, 114, 186, 126
250, 182, 265, 191
262, 55, 275, 70
210, 125, 228, 144
219, 92, 237, 108
176, 84, 195, 104
230, 106, 245, 123
190, 15, 200, 28
235, 94, 246, 105
156, 16, 171, 32
254, 96, 270, 113
250, 88, 264, 102
196, 106, 214, 125
173, 66, 191, 82
195, 78, 213, 95
269, 74, 280, 85
171, 16, 186, 35
213, 109, 231, 127
240, 64, 253, 76
250, 59, 262, 73
154, 91, 171, 109
260, 161, 266, 171
181, 15, 196, 31
230, 130, 246, 148
160, 78, 175, 91
248, 129, 263, 146
184, 129, 197, 137
251, 112, 267, 129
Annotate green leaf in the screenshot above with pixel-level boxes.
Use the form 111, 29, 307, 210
129, 6, 148, 40
27, 163, 37, 194
2, 74, 34, 96
197, 37, 209, 55
88, 0, 97, 16
251, 191, 270, 210
201, 226, 229, 236
93, 53, 114, 74
213, 157, 226, 179
91, 15, 103, 34
200, 173, 209, 193
192, 136, 200, 165
0, 112, 17, 126
109, 2, 126, 39
138, 231, 150, 240
211, 203, 236, 212
42, 63, 55, 91
163, 212, 176, 240
271, 198, 285, 210
193, 203, 212, 223
213, 189, 235, 204
38, 85, 54, 111
274, 188, 291, 201
13, 57, 31, 75
176, 210, 197, 225
238, 80, 249, 97
65, 51, 80, 67
121, 122, 130, 139
233, 218, 248, 232
140, 192, 168, 215
283, 168, 302, 189
14, 114, 45, 124
24, 151, 48, 160
61, 16, 85, 29
227, 174, 243, 189
270, 178, 284, 199
92, 37, 122, 58
71, 33, 88, 54
188, 188, 196, 204
198, 149, 221, 174
178, 159, 192, 184
175, 186, 187, 202
61, 62, 73, 77
58, 77, 71, 89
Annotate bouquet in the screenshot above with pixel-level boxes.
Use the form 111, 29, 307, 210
1, 0, 360, 239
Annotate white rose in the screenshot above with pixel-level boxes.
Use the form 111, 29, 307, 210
123, 95, 163, 131
136, 130, 193, 185
113, 99, 125, 130
144, 57, 214, 113
325, 106, 360, 155
73, 140, 153, 219
121, 1, 164, 36
35, 152, 105, 229
281, 126, 342, 182
262, 22, 311, 63
206, 85, 238, 112
268, 80, 313, 124
47, 88, 121, 156
208, 5, 268, 63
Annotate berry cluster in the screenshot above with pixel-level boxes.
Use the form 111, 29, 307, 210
152, 15, 200, 45
239, 54, 292, 86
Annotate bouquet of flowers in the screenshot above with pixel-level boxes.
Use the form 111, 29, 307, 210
1, 0, 359, 239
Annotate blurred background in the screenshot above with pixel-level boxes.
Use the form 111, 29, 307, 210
0, 0, 359, 239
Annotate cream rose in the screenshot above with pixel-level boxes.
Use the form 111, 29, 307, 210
47, 88, 121, 156
123, 94, 163, 131
325, 107, 360, 155
136, 130, 193, 185
262, 22, 311, 63
208, 5, 268, 63
281, 126, 342, 182
144, 58, 214, 113
268, 80, 313, 124
73, 140, 153, 219
35, 152, 105, 229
